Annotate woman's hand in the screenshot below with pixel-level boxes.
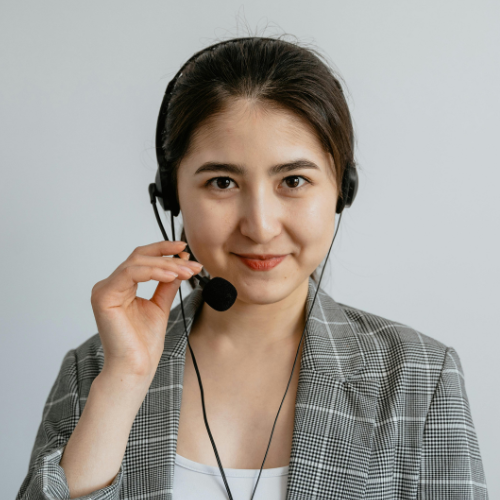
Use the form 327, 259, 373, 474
90, 240, 203, 379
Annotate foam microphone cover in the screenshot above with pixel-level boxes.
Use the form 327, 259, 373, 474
202, 277, 237, 311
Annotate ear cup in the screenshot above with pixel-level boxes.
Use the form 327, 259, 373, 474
154, 170, 166, 210
155, 169, 181, 216
336, 164, 359, 214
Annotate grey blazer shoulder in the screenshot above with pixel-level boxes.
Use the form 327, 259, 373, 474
17, 277, 488, 500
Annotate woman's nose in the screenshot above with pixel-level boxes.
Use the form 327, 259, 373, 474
238, 186, 283, 244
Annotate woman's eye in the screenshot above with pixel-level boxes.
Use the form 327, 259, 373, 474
282, 175, 310, 190
207, 177, 236, 190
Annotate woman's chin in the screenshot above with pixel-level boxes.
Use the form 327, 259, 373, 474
229, 273, 303, 305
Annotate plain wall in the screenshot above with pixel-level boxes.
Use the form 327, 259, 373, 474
1, 0, 498, 496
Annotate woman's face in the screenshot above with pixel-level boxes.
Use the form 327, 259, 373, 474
177, 98, 338, 305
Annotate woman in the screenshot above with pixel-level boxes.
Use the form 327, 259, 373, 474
17, 37, 487, 500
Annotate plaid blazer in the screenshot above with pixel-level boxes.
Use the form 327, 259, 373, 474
17, 277, 488, 500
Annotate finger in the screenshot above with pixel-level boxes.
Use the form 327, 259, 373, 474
130, 240, 187, 258
150, 252, 200, 315
178, 251, 190, 260
110, 265, 183, 294
126, 255, 203, 276
150, 276, 182, 312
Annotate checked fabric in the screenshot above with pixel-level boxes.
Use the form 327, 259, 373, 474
16, 277, 488, 499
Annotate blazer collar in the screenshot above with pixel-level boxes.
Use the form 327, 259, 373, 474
161, 276, 366, 382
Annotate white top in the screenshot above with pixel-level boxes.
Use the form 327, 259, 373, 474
172, 453, 289, 500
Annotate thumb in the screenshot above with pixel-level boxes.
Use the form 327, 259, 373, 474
150, 251, 191, 313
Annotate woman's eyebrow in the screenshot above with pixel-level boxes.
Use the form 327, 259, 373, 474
194, 159, 320, 176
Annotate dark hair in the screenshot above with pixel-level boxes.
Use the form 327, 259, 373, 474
161, 36, 356, 289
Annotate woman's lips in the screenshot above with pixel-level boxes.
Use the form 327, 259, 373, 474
234, 254, 287, 271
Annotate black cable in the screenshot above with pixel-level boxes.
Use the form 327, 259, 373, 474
249, 211, 342, 499
185, 336, 234, 499
151, 195, 169, 241
169, 210, 234, 499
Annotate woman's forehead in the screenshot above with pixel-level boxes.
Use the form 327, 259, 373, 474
182, 98, 332, 170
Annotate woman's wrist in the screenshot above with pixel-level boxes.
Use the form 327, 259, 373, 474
59, 366, 152, 498
93, 367, 154, 414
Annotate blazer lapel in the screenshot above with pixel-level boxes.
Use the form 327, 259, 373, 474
286, 278, 380, 500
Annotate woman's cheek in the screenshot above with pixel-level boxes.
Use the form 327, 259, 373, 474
295, 202, 336, 268
183, 206, 232, 271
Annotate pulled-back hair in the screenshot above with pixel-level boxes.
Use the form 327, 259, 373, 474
159, 36, 356, 288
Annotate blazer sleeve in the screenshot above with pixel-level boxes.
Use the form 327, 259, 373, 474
418, 346, 488, 499
16, 348, 125, 500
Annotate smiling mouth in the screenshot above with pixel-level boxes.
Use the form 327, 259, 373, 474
233, 253, 288, 271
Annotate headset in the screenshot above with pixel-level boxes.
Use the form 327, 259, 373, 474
148, 37, 359, 500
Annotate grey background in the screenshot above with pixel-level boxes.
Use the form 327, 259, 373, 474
1, 0, 498, 496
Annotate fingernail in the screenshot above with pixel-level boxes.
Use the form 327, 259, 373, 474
179, 266, 194, 276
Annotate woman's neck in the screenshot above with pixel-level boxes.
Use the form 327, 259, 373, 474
189, 278, 310, 352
